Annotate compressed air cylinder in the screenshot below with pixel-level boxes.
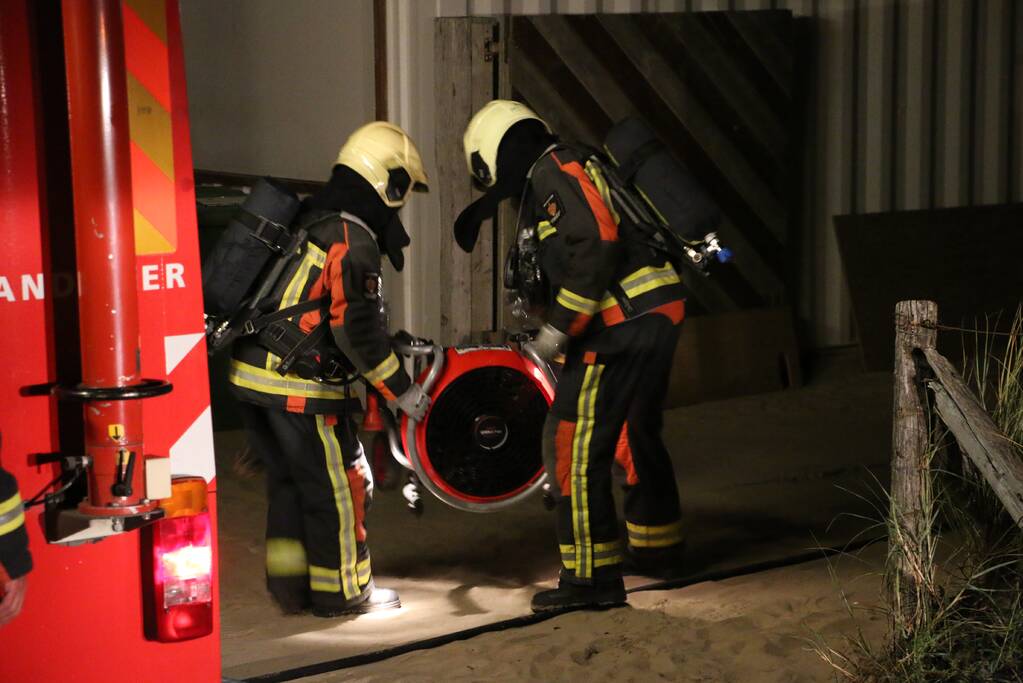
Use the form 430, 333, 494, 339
604, 117, 721, 242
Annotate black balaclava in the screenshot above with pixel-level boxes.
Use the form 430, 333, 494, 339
454, 120, 556, 253
304, 164, 412, 271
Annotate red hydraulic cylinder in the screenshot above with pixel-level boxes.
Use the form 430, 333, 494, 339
62, 0, 155, 516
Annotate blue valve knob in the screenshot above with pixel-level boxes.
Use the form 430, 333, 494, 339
716, 248, 733, 263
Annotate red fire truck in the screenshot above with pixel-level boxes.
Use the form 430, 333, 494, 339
0, 0, 221, 680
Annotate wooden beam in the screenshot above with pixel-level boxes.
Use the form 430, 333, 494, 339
496, 16, 517, 333
890, 299, 937, 638
374, 0, 387, 120
435, 17, 476, 344
470, 19, 497, 336
924, 347, 1023, 528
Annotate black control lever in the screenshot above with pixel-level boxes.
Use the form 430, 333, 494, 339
111, 449, 136, 498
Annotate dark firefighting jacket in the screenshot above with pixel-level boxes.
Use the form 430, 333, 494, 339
529, 145, 685, 338
229, 210, 412, 413
0, 467, 31, 581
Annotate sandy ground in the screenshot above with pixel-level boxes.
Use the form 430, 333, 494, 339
218, 356, 892, 680
308, 544, 888, 683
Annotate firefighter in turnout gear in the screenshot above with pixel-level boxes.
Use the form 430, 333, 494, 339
0, 465, 31, 627
457, 101, 687, 612
229, 122, 429, 616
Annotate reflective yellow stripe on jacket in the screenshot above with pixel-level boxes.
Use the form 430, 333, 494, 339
538, 220, 557, 241
0, 490, 25, 537
583, 160, 621, 226
265, 242, 328, 371
556, 288, 600, 316
363, 352, 401, 387
599, 262, 682, 311
229, 360, 350, 400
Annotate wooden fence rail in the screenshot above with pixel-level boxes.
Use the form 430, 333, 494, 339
890, 298, 1023, 636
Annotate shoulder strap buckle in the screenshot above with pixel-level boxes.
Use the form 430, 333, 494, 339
238, 209, 292, 254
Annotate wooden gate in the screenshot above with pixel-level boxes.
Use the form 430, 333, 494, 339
434, 17, 504, 345
434, 11, 801, 343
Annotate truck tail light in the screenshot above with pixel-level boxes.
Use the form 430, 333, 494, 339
146, 477, 214, 642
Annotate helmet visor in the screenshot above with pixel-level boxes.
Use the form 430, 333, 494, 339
385, 167, 413, 204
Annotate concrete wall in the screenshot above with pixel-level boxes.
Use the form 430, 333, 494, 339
179, 0, 375, 181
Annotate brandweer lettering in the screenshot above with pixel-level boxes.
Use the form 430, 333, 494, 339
0, 263, 186, 302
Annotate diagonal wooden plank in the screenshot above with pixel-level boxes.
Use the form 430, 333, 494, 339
509, 48, 603, 147
711, 216, 784, 304
727, 10, 793, 99
530, 15, 634, 122
599, 14, 788, 244
659, 15, 788, 166
514, 16, 784, 308
924, 348, 1023, 528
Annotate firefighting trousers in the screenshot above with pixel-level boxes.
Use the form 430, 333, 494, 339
238, 403, 373, 610
543, 313, 684, 584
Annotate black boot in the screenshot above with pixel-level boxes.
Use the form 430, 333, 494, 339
621, 542, 687, 581
530, 577, 626, 613
311, 581, 401, 617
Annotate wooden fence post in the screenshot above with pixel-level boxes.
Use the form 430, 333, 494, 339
890, 299, 938, 638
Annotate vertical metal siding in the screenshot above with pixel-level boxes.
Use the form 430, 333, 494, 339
419, 0, 1023, 347
895, 0, 933, 212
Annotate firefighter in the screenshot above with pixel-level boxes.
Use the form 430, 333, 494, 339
228, 122, 430, 617
0, 466, 31, 627
456, 101, 686, 611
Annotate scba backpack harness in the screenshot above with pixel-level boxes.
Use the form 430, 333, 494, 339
202, 178, 354, 383
506, 117, 732, 316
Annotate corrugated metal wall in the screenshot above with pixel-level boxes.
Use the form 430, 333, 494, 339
397, 0, 1022, 348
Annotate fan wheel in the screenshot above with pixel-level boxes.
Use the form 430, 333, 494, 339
423, 365, 548, 500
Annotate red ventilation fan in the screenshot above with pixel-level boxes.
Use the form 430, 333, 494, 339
377, 340, 555, 513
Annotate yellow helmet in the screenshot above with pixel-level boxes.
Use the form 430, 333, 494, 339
463, 100, 550, 188
336, 121, 429, 208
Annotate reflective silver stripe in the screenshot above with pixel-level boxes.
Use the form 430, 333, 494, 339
626, 520, 685, 548
620, 266, 680, 299
229, 360, 350, 400
0, 492, 21, 516
316, 416, 360, 599
626, 520, 684, 539
571, 364, 603, 578
556, 288, 599, 316
309, 565, 343, 593
364, 352, 400, 385
0, 498, 24, 537
560, 541, 622, 569
268, 243, 326, 371
356, 557, 372, 585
